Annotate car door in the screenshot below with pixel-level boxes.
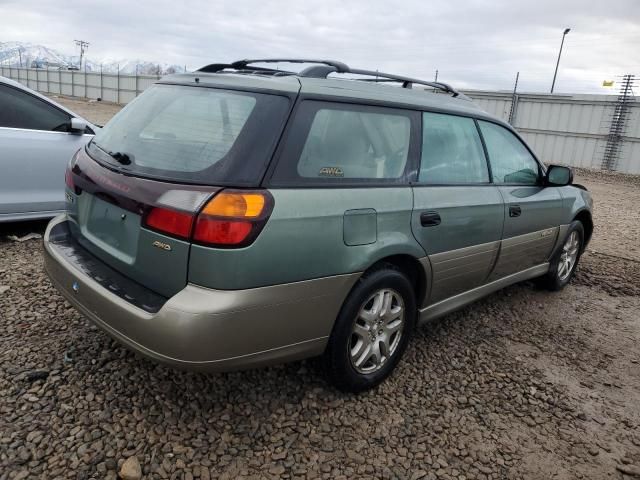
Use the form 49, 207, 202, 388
0, 83, 92, 218
411, 112, 504, 305
476, 120, 563, 280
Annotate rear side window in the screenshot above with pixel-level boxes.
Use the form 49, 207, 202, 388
271, 101, 416, 185
89, 84, 290, 186
0, 84, 70, 131
478, 121, 540, 185
419, 112, 489, 184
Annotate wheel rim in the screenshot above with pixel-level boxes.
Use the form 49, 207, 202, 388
349, 289, 405, 374
557, 231, 580, 281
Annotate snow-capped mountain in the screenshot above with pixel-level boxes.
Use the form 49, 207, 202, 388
0, 41, 186, 75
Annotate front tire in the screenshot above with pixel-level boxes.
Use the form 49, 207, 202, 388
538, 220, 584, 291
323, 266, 416, 393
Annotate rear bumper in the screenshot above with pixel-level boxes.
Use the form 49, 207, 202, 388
44, 215, 359, 371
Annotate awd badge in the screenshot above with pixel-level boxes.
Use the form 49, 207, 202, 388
152, 240, 172, 251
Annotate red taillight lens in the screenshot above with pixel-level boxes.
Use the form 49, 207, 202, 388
193, 218, 253, 245
65, 168, 75, 189
144, 207, 194, 239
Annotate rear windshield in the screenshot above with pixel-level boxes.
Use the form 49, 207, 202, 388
88, 84, 290, 185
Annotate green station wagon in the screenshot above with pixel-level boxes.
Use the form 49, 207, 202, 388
44, 59, 593, 391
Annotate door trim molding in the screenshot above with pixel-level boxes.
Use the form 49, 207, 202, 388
418, 263, 549, 324
0, 126, 93, 137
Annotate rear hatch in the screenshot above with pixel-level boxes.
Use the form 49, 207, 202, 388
65, 82, 293, 298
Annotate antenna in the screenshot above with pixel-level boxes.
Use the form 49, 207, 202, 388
74, 40, 90, 70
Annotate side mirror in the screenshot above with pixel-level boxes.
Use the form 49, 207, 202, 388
546, 165, 573, 186
69, 117, 88, 134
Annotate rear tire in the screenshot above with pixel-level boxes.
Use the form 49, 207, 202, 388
537, 220, 584, 291
323, 266, 416, 393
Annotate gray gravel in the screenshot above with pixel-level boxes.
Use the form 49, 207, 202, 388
0, 100, 638, 479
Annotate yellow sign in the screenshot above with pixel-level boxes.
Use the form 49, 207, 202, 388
602, 80, 615, 87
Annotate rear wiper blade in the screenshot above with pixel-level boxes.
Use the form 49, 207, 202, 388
110, 151, 132, 165
90, 140, 133, 167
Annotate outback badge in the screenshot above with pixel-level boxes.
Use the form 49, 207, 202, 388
152, 240, 172, 251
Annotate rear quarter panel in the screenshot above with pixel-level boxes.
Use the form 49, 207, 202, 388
188, 187, 424, 289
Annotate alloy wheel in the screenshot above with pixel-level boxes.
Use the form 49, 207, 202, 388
348, 289, 405, 374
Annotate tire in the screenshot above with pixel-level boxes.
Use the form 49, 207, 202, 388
323, 266, 416, 393
537, 220, 585, 291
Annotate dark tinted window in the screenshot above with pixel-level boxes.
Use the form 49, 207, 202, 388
478, 121, 540, 185
89, 84, 290, 186
0, 84, 70, 131
272, 101, 416, 185
419, 112, 489, 184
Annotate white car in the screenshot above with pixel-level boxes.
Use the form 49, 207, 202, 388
0, 76, 96, 222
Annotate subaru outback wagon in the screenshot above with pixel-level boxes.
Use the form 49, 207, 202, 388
44, 59, 593, 392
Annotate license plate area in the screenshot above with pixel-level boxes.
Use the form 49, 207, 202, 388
85, 196, 141, 264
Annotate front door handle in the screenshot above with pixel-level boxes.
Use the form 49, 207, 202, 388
420, 211, 441, 227
509, 205, 522, 218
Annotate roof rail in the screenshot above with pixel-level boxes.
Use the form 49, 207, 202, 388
196, 59, 461, 97
346, 68, 460, 97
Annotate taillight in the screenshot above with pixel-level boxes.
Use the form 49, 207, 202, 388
144, 207, 194, 239
65, 168, 75, 189
193, 190, 273, 247
141, 190, 273, 248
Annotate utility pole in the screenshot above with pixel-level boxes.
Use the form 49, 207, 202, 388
434, 69, 438, 82
18, 47, 23, 67
74, 40, 90, 70
550, 28, 570, 93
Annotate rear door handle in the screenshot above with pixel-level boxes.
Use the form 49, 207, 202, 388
509, 205, 522, 217
420, 211, 441, 227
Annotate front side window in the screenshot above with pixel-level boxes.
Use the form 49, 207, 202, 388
478, 121, 540, 185
272, 101, 414, 184
0, 84, 70, 131
419, 112, 489, 184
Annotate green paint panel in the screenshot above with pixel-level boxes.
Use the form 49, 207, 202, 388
67, 191, 190, 298
188, 188, 424, 290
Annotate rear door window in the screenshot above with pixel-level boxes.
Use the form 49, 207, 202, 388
0, 84, 70, 131
88, 84, 291, 186
419, 112, 489, 184
271, 101, 418, 185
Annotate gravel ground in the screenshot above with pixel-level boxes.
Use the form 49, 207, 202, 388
47, 95, 123, 127
1, 98, 639, 480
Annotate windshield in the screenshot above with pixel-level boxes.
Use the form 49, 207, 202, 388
89, 84, 290, 185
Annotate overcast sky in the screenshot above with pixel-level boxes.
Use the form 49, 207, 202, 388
1, 0, 639, 93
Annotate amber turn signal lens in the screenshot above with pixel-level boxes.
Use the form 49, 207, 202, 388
202, 192, 266, 218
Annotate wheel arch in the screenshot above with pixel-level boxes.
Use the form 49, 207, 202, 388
573, 209, 593, 250
361, 254, 429, 309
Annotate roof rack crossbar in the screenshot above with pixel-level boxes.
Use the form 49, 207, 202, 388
346, 68, 459, 97
231, 58, 350, 73
197, 63, 297, 75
